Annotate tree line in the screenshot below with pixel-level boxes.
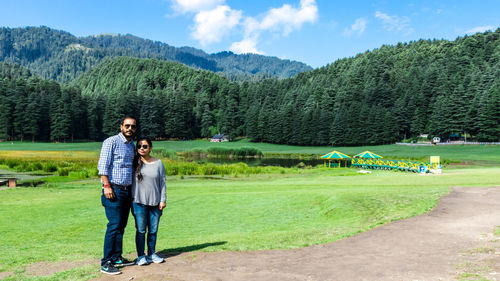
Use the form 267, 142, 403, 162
0, 29, 499, 145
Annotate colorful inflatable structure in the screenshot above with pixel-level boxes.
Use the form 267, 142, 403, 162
321, 150, 442, 173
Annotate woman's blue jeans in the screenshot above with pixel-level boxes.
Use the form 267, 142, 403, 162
131, 202, 162, 257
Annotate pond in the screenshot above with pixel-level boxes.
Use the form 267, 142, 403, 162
183, 157, 325, 167
0, 168, 52, 186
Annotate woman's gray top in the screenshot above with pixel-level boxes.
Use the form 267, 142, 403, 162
132, 159, 166, 206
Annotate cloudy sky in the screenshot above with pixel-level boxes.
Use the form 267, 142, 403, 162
1, 0, 499, 68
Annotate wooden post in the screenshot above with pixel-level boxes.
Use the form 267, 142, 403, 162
8, 178, 16, 188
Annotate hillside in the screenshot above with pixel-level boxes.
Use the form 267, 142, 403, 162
244, 29, 500, 145
0, 26, 312, 82
1, 29, 498, 144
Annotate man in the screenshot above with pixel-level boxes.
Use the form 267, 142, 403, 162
98, 115, 137, 275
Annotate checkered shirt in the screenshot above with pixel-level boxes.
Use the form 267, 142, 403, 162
98, 133, 135, 186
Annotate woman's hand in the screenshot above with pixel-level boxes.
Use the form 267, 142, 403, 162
159, 202, 166, 210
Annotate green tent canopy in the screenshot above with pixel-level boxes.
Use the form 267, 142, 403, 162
353, 151, 383, 159
321, 151, 351, 168
321, 151, 351, 159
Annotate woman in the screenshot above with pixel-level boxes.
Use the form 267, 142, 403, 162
131, 137, 167, 265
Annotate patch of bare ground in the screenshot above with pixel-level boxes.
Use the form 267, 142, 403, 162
24, 259, 97, 277
0, 271, 13, 280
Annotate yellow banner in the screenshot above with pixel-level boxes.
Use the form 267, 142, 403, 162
430, 156, 440, 164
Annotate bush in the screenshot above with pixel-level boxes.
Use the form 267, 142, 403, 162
29, 162, 43, 171
205, 147, 263, 158
162, 159, 284, 176
69, 170, 90, 179
152, 149, 177, 159
6, 159, 20, 169
57, 167, 70, 176
43, 163, 58, 173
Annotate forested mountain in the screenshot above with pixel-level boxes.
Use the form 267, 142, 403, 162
247, 29, 500, 145
0, 26, 312, 82
73, 57, 237, 140
1, 29, 498, 144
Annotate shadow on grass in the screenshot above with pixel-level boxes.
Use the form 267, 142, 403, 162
158, 241, 227, 258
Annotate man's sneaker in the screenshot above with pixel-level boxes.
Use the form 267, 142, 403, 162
149, 253, 165, 264
101, 261, 121, 275
113, 256, 135, 267
136, 255, 149, 266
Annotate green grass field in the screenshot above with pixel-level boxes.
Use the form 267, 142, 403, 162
1, 141, 499, 280
1, 167, 500, 280
1, 139, 500, 163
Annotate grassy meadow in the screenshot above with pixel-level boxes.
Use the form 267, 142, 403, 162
0, 140, 499, 280
1, 139, 500, 163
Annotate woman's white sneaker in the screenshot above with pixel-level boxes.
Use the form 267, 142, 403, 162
150, 253, 164, 264
136, 255, 150, 266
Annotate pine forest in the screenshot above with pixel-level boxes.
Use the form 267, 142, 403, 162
0, 27, 499, 145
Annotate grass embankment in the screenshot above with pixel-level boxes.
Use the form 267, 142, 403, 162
2, 139, 499, 164
1, 167, 500, 280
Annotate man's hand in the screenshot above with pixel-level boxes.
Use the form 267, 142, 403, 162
159, 202, 166, 210
103, 186, 115, 199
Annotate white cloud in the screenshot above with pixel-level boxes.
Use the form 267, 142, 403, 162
230, 37, 263, 54
191, 5, 242, 46
465, 25, 495, 34
170, 0, 225, 14
343, 18, 367, 36
257, 0, 318, 35
375, 11, 413, 34
232, 0, 318, 54
174, 0, 318, 54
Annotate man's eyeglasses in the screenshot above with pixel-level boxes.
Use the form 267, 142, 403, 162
138, 145, 149, 150
123, 124, 137, 129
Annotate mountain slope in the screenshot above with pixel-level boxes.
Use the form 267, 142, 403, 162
0, 26, 312, 82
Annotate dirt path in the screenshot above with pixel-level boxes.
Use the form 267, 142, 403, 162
90, 186, 500, 280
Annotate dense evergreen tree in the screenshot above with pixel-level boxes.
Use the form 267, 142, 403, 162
0, 29, 499, 144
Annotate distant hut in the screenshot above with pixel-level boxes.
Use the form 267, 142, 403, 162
210, 134, 228, 142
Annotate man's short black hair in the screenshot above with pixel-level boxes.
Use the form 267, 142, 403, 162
120, 115, 136, 126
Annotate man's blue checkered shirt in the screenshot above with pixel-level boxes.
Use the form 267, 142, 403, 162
98, 133, 135, 186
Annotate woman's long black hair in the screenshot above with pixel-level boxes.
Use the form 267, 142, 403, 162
134, 137, 153, 182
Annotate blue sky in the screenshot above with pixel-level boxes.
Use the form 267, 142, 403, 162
1, 0, 499, 68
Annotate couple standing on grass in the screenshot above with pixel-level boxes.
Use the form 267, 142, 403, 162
97, 115, 167, 275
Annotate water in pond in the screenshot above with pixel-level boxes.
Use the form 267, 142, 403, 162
184, 157, 324, 167
0, 168, 52, 182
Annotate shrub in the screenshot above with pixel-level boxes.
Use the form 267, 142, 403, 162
6, 159, 19, 169
43, 163, 58, 173
57, 167, 70, 176
152, 149, 177, 159
30, 162, 43, 171
69, 170, 90, 179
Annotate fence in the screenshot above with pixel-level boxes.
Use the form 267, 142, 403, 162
351, 158, 440, 173
396, 142, 500, 146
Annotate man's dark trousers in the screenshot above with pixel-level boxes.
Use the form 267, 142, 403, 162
101, 184, 131, 266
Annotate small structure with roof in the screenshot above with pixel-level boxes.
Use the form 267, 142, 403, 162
210, 134, 228, 142
321, 150, 351, 168
353, 151, 383, 159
